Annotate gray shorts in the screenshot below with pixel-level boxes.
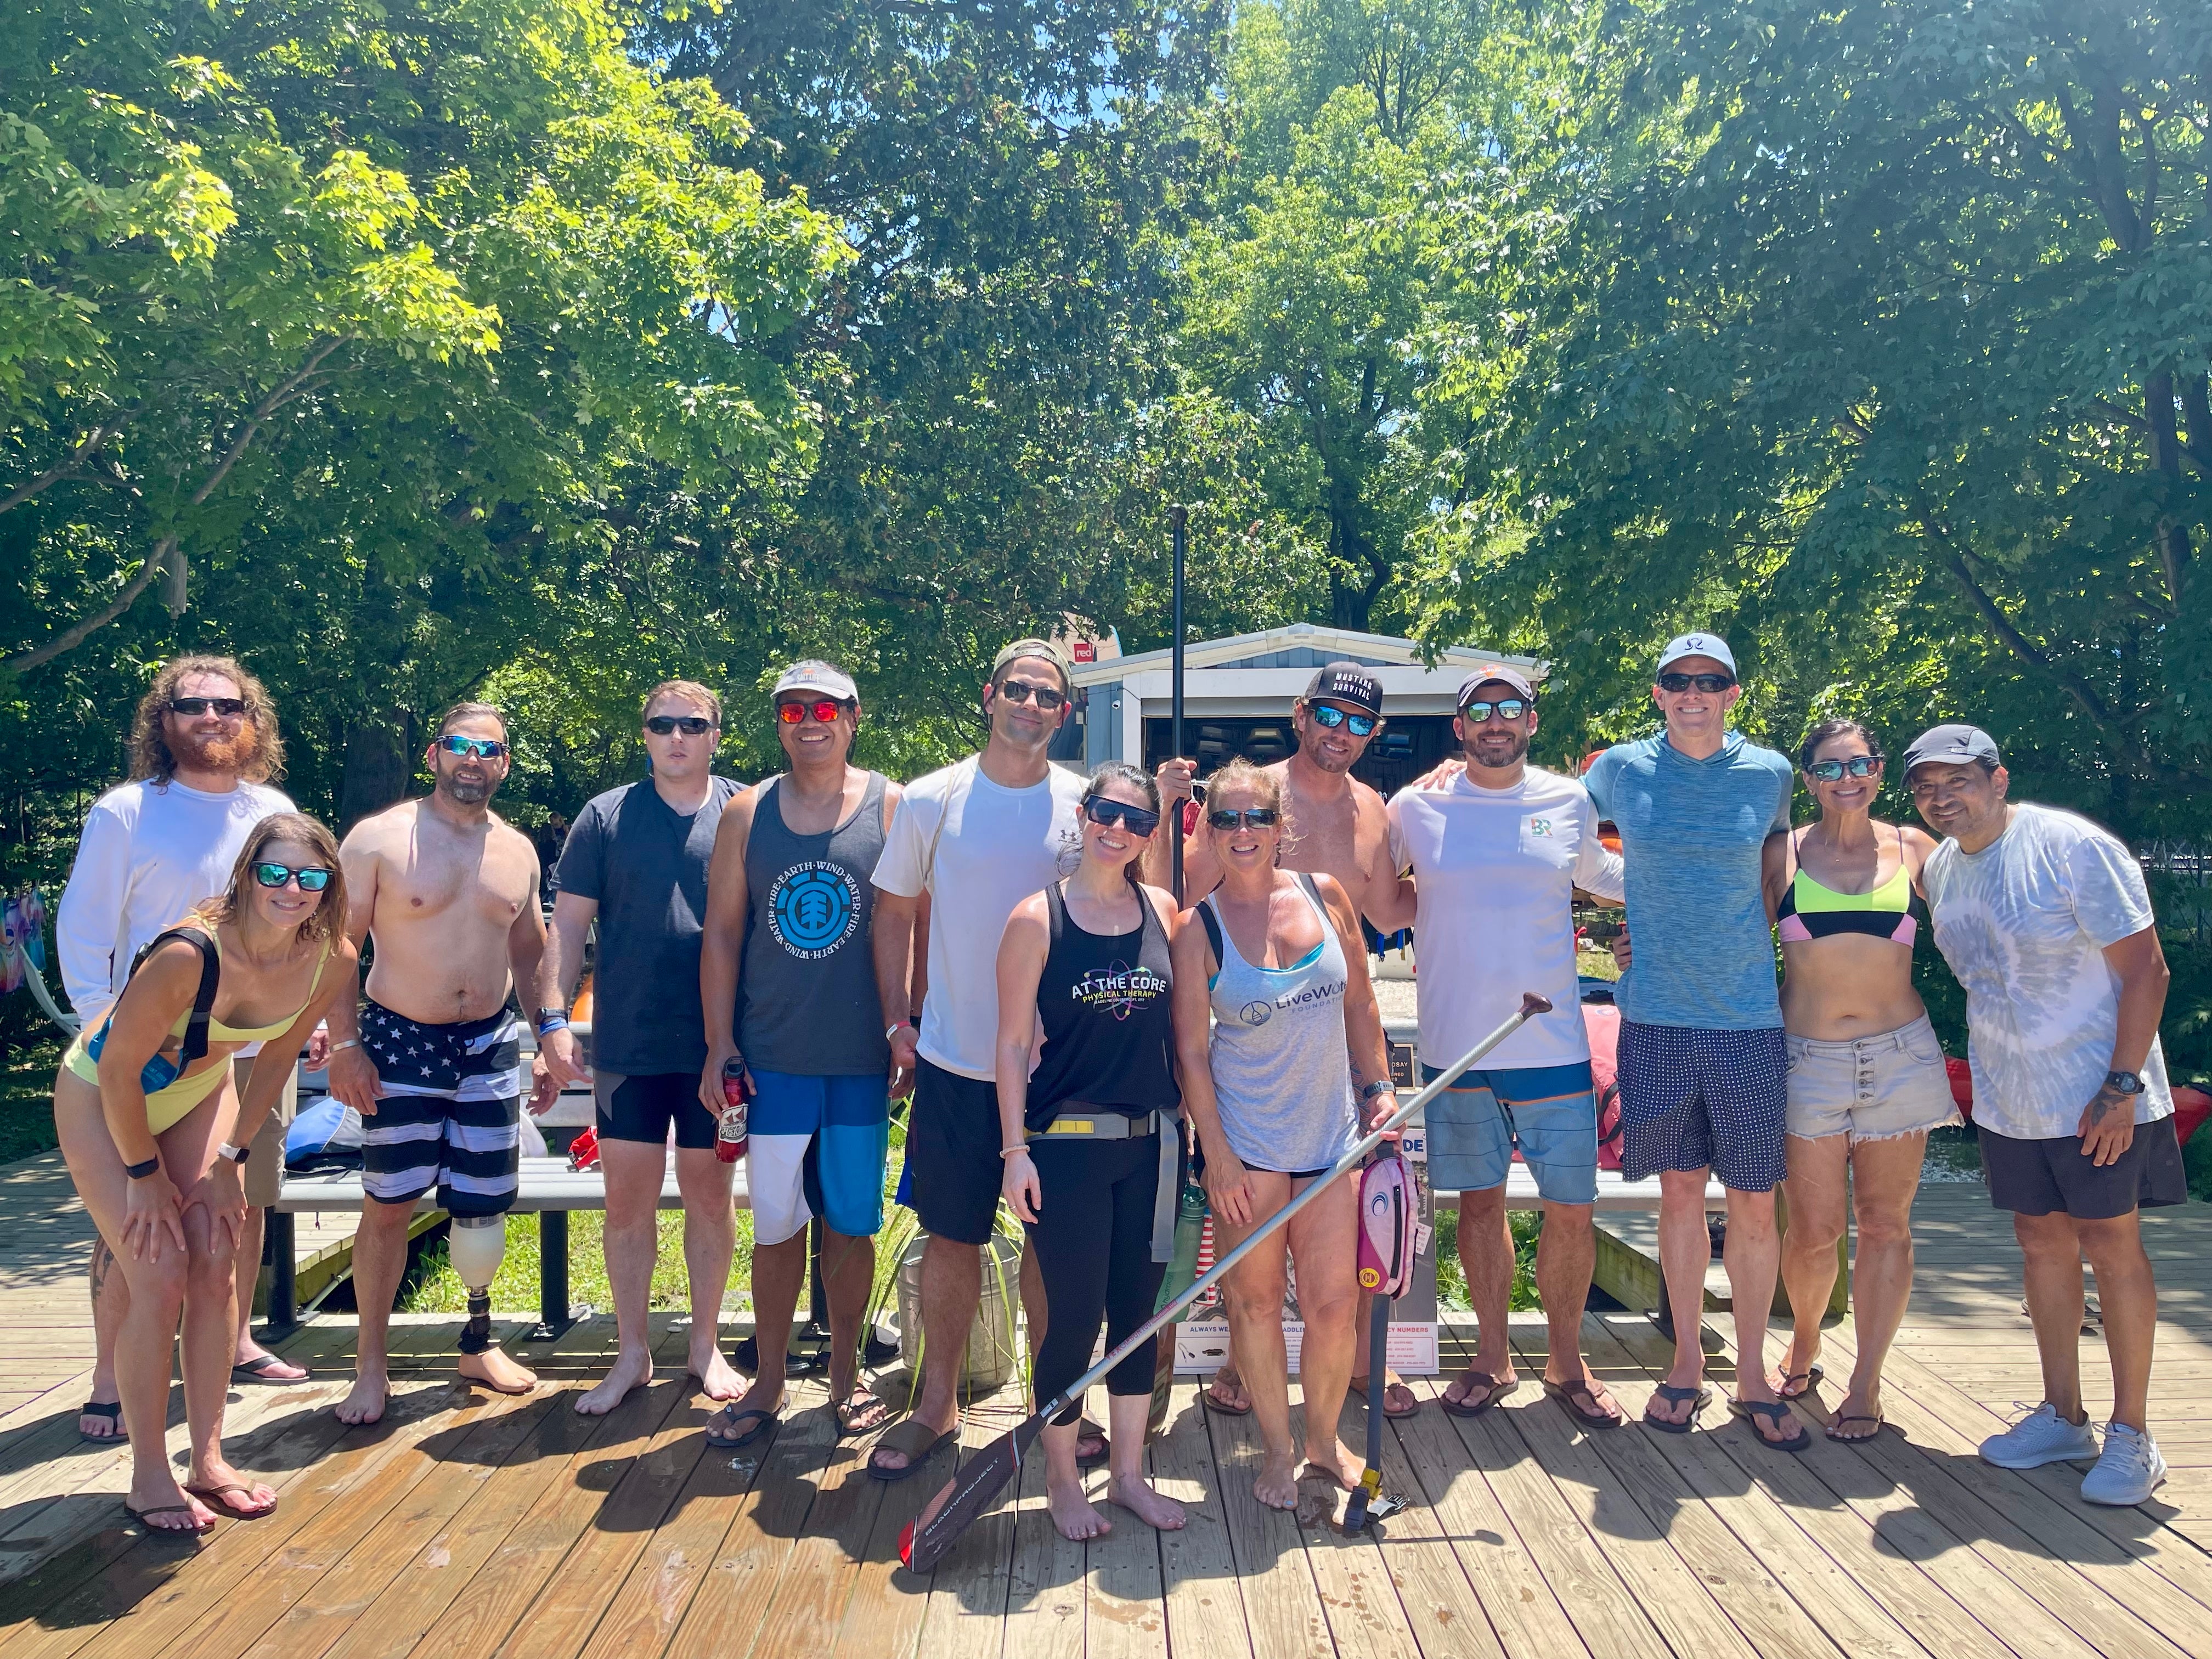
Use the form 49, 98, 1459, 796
1783, 1015, 1959, 1144
235, 1053, 300, 1207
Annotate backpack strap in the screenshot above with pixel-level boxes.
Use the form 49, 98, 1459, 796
129, 927, 219, 1068
1197, 897, 1224, 970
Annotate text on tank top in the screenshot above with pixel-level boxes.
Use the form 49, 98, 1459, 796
1024, 881, 1180, 1130
740, 772, 891, 1076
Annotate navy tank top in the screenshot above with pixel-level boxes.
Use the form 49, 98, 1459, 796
1023, 880, 1179, 1131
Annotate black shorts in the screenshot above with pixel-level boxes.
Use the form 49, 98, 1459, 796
909, 1057, 1003, 1245
1979, 1114, 2187, 1220
594, 1070, 718, 1150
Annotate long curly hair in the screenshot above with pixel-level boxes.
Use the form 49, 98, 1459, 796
184, 813, 347, 947
127, 655, 284, 785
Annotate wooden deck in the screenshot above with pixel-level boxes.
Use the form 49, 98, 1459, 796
0, 1181, 2209, 1658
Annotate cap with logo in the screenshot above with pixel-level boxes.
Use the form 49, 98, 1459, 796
774, 660, 858, 703
1656, 632, 1737, 679
1901, 724, 2001, 776
1457, 664, 1537, 707
1304, 662, 1384, 717
991, 637, 1076, 693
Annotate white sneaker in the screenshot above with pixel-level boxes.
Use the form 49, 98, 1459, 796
2080, 1423, 2168, 1505
1978, 1402, 2098, 1469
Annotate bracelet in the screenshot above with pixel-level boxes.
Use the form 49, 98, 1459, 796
327, 1038, 361, 1056
1001, 1146, 1030, 1159
125, 1156, 161, 1181
535, 1013, 570, 1037
886, 1021, 914, 1043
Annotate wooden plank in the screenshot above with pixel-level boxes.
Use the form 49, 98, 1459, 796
740, 1386, 899, 1659
907, 1396, 1022, 1659
1296, 1398, 1422, 1659
997, 1419, 1087, 1659
1203, 1390, 1333, 1659
1148, 1386, 1257, 1659
1076, 1427, 1168, 1659
1347, 1385, 1508, 1659
826, 1387, 946, 1659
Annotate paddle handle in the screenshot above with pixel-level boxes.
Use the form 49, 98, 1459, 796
1034, 991, 1552, 1425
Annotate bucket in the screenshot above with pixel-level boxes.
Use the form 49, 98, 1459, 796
895, 1231, 1023, 1390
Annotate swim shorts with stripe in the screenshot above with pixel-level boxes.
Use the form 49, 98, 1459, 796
359, 997, 524, 1216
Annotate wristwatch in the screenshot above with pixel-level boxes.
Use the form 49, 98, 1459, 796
217, 1142, 251, 1165
2104, 1070, 2146, 1096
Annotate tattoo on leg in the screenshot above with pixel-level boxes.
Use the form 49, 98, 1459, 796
89, 1240, 113, 1311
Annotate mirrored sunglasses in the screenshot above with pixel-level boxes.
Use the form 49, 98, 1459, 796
1307, 704, 1378, 736
776, 699, 849, 725
252, 862, 332, 892
435, 735, 508, 760
1460, 698, 1528, 723
1808, 755, 1882, 781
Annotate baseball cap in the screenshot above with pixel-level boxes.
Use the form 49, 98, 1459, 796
1901, 724, 2001, 775
1656, 632, 1737, 679
1457, 664, 1537, 706
773, 659, 858, 702
1303, 662, 1384, 716
990, 637, 1075, 693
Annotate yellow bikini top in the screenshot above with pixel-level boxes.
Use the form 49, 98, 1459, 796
160, 929, 336, 1042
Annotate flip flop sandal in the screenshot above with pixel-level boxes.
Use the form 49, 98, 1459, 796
126, 1500, 213, 1535
1773, 1363, 1823, 1400
1641, 1383, 1712, 1435
1351, 1379, 1422, 1419
185, 1482, 278, 1520
833, 1389, 891, 1437
232, 1355, 312, 1386
705, 1400, 782, 1449
1825, 1413, 1886, 1443
1075, 1419, 1111, 1468
1730, 1397, 1811, 1452
1544, 1377, 1626, 1431
78, 1401, 127, 1445
1201, 1380, 1252, 1417
1440, 1372, 1519, 1418
867, 1418, 954, 1482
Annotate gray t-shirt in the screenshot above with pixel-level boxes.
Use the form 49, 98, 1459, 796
1922, 803, 2172, 1142
556, 776, 742, 1075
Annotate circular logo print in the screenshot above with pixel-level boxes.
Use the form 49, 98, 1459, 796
1239, 1000, 1273, 1027
770, 864, 860, 959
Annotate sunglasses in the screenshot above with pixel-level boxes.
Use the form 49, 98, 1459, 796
1307, 704, 1378, 736
1461, 698, 1528, 723
1807, 755, 1882, 781
1082, 796, 1160, 837
646, 715, 716, 736
252, 862, 332, 893
775, 699, 849, 725
1207, 808, 1280, 831
1657, 672, 1736, 693
994, 679, 1068, 711
435, 735, 509, 760
169, 697, 246, 718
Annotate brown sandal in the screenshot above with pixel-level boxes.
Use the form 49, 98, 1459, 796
184, 1482, 278, 1520
1544, 1376, 1625, 1431
1440, 1370, 1519, 1417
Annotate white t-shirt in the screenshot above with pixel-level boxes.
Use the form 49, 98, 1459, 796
1387, 766, 1624, 1071
57, 777, 297, 1024
871, 757, 1086, 1080
1922, 803, 2172, 1142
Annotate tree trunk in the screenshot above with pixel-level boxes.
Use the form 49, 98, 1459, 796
340, 713, 413, 830
2145, 370, 2193, 607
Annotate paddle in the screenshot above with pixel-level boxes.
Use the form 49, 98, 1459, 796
898, 990, 1554, 1573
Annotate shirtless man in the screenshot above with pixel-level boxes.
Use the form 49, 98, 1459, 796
325, 702, 555, 1424
1142, 661, 1416, 1418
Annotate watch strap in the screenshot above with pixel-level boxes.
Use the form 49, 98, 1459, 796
125, 1156, 161, 1181
218, 1142, 251, 1165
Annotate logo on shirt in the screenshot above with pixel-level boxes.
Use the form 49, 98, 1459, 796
1070, 963, 1169, 1020
1527, 817, 1554, 838
1239, 1000, 1273, 1027
769, 862, 861, 958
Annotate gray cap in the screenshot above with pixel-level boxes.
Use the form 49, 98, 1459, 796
774, 659, 857, 702
990, 636, 1075, 692
1458, 663, 1537, 706
1656, 631, 1737, 678
1901, 723, 2001, 775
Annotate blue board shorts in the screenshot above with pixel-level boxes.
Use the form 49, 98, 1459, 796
748, 1069, 892, 1247
1421, 1061, 1599, 1204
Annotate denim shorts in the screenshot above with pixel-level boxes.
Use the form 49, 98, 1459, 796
1421, 1062, 1598, 1204
1784, 1015, 1959, 1143
1616, 1021, 1788, 1194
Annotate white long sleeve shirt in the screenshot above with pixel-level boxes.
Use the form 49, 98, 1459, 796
57, 777, 295, 1024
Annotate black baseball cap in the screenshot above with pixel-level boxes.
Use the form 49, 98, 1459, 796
1901, 724, 2001, 775
1303, 662, 1383, 717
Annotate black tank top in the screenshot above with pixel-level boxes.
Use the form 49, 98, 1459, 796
1024, 880, 1180, 1131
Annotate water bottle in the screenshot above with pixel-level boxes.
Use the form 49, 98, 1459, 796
717, 1059, 752, 1163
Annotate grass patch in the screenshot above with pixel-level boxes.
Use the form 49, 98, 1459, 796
1431, 1201, 1542, 1313
398, 1209, 762, 1314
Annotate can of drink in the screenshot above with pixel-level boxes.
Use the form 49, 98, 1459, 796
717, 1059, 752, 1164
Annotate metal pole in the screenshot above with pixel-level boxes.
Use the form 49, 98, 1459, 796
1169, 504, 1187, 902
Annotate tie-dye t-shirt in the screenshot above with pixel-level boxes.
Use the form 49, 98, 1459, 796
1922, 803, 2172, 1141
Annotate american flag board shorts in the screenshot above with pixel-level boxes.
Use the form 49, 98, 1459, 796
358, 997, 524, 1216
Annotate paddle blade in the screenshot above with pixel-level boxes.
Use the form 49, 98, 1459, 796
900, 1415, 1040, 1574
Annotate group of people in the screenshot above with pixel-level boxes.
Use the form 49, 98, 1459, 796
49, 625, 2178, 1539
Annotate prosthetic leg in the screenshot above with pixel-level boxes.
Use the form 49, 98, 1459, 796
450, 1213, 506, 1358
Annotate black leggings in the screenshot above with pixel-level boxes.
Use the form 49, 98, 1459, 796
1025, 1133, 1169, 1425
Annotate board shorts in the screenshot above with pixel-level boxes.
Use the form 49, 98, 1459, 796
359, 998, 524, 1217
748, 1069, 891, 1247
907, 1058, 1003, 1245
1617, 1020, 1788, 1194
1422, 1060, 1599, 1204
1979, 1115, 2187, 1220
1784, 1014, 1959, 1144
594, 1070, 718, 1150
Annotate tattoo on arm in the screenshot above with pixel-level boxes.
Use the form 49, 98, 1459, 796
2088, 1086, 2125, 1127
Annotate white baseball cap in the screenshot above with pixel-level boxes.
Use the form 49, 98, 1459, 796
1656, 632, 1737, 679
773, 659, 858, 702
